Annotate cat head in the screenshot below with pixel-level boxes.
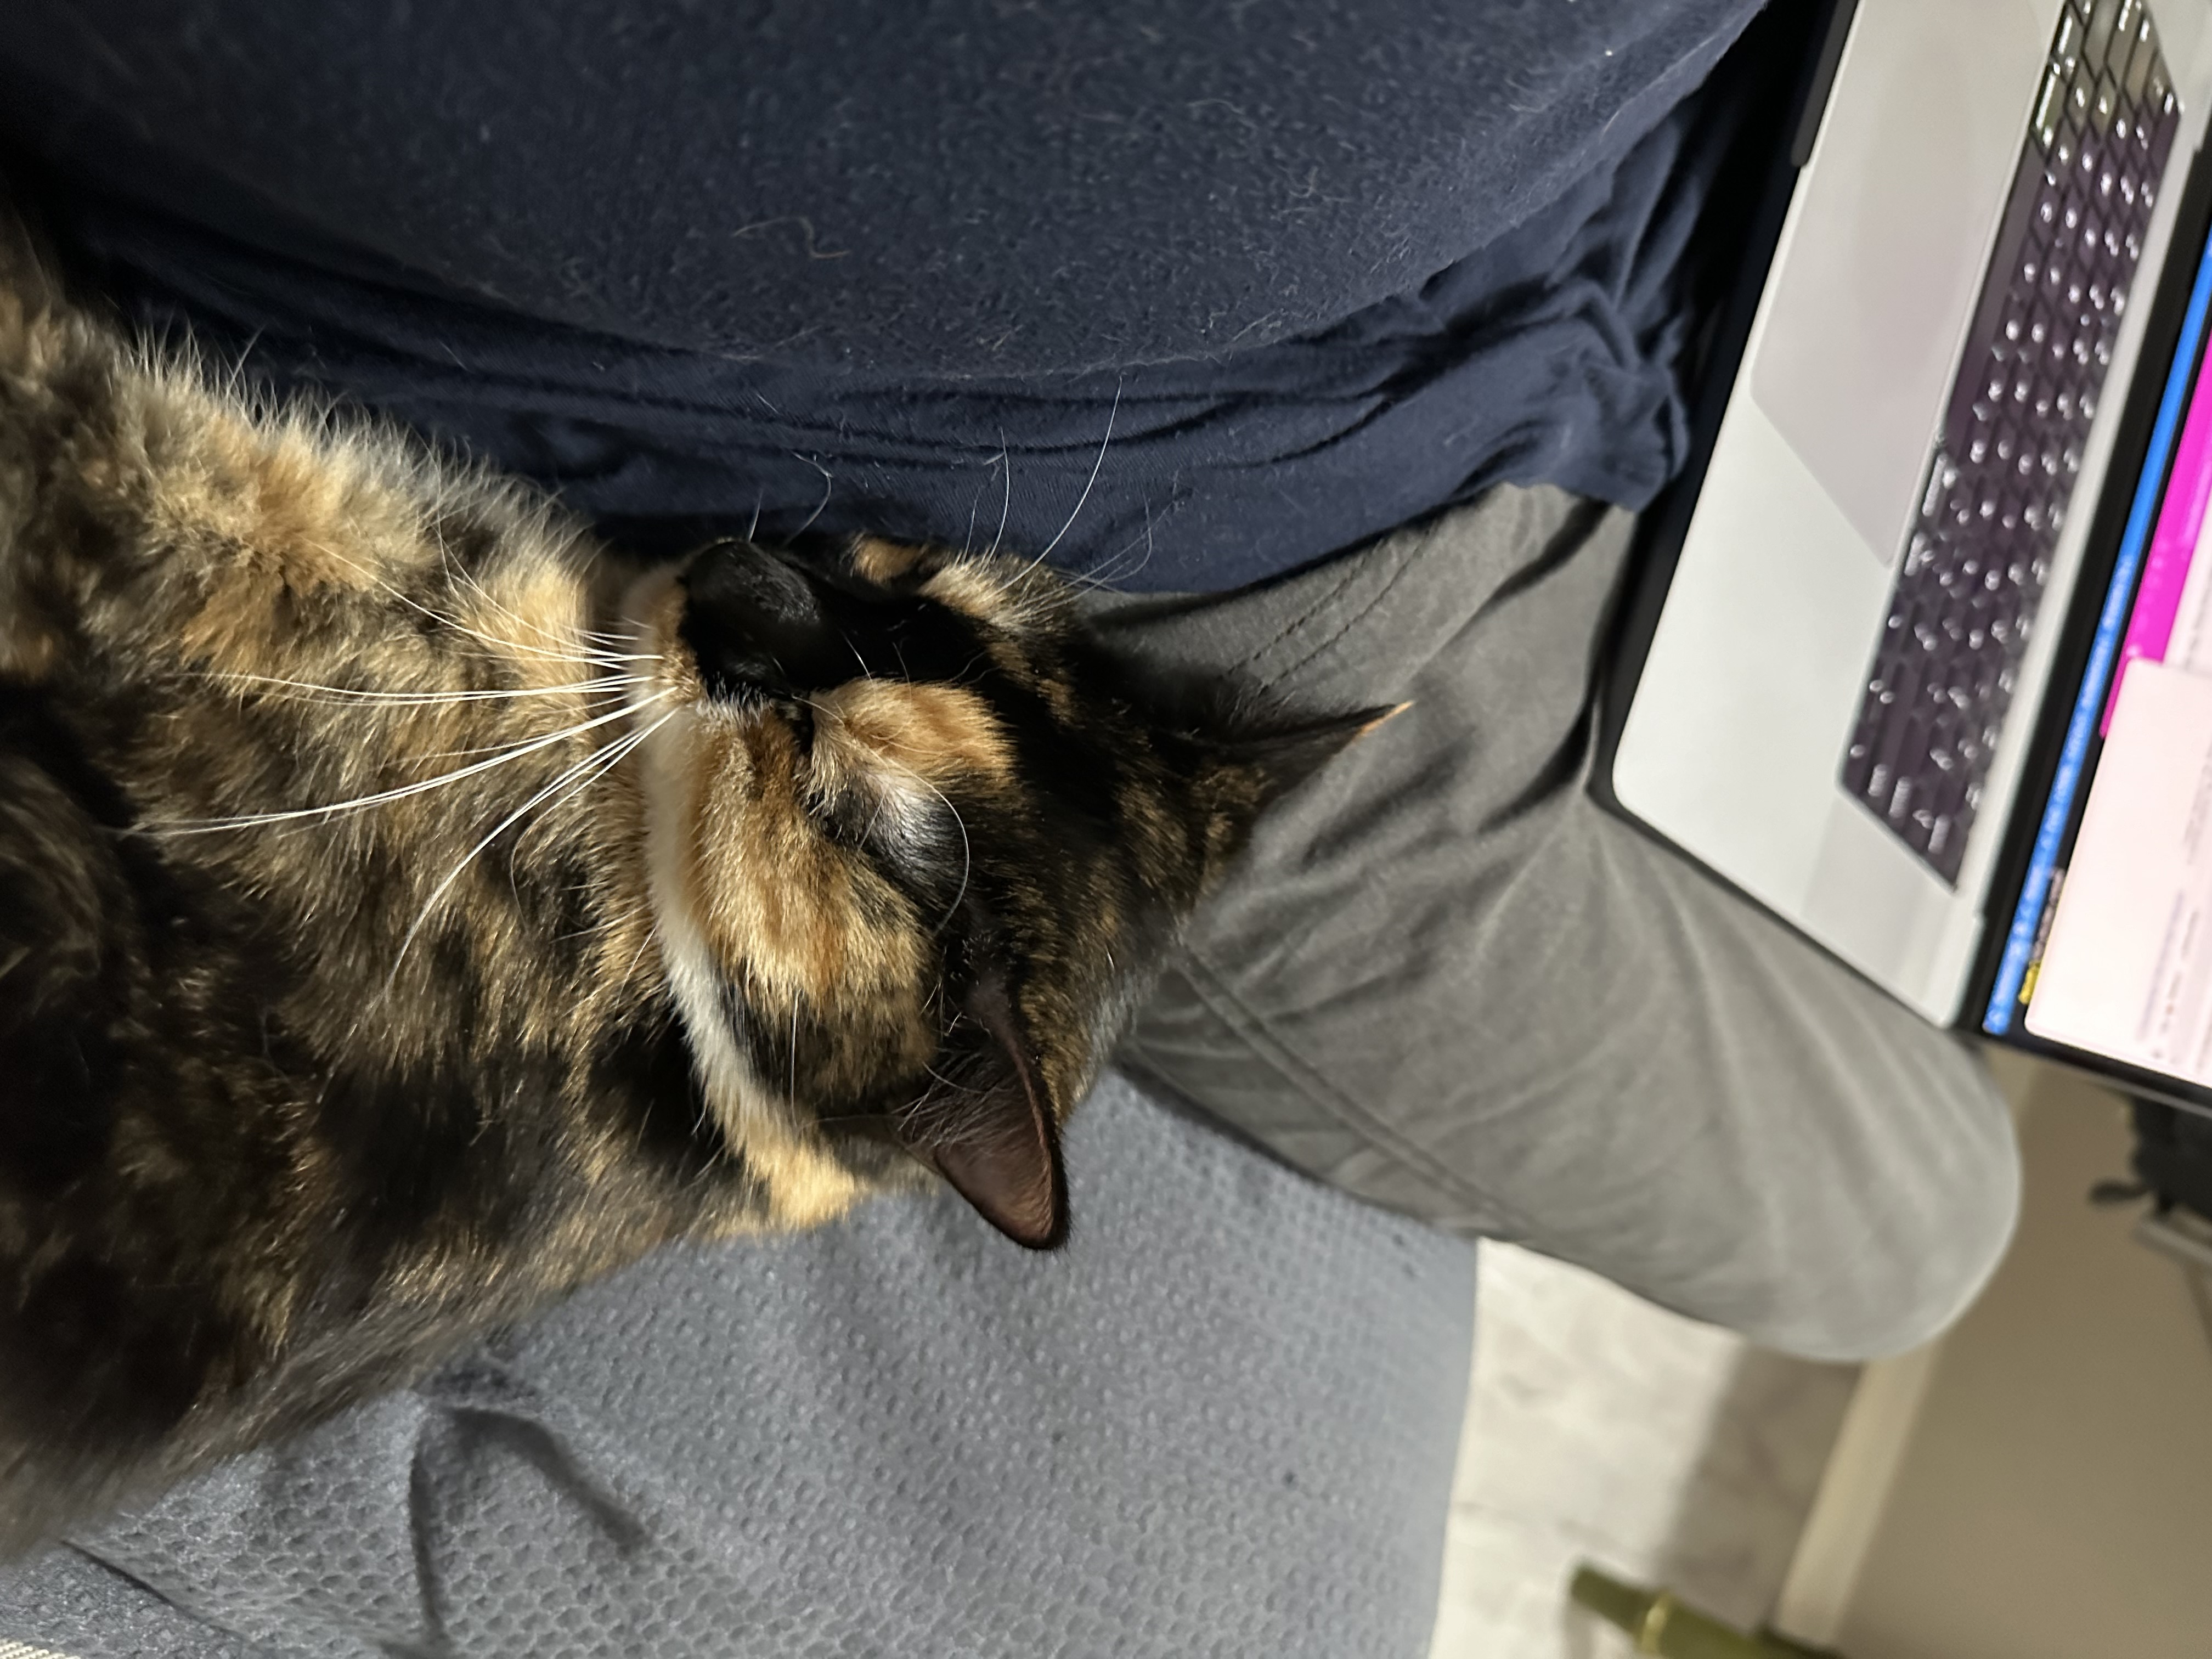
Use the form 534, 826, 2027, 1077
622, 537, 1381, 1248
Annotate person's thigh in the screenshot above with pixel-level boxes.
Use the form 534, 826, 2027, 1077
1093, 485, 2021, 1361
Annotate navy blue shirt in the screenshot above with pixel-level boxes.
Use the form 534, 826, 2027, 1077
0, 0, 1763, 589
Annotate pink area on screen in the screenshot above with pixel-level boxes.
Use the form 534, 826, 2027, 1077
2106, 362, 2212, 732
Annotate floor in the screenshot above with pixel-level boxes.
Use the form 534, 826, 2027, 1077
1430, 1242, 1861, 1658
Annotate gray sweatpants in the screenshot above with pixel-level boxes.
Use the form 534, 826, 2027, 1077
1096, 485, 2022, 1362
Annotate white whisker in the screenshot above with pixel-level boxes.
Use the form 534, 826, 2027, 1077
141, 692, 673, 834
791, 453, 834, 540
386, 708, 675, 981
454, 545, 637, 650
964, 443, 1009, 556
402, 729, 603, 765
1026, 380, 1120, 573
207, 671, 655, 707
301, 537, 657, 670
985, 426, 1013, 558
1068, 492, 1158, 593
437, 544, 631, 653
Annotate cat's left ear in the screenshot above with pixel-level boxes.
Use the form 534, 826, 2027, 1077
895, 974, 1067, 1250
1208, 702, 1407, 811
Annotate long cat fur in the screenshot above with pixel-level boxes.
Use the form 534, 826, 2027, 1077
0, 194, 1376, 1553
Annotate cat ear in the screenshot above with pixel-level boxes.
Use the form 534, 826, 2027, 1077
1211, 703, 1407, 810
1177, 703, 1404, 881
895, 975, 1068, 1250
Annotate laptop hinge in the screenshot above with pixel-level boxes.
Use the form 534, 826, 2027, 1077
1791, 0, 1862, 167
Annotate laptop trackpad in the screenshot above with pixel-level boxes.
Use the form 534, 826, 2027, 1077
1752, 0, 2047, 562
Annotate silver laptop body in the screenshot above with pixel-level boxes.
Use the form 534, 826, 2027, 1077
1604, 0, 2212, 1025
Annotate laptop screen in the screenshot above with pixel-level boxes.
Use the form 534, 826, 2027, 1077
1982, 201, 2212, 1085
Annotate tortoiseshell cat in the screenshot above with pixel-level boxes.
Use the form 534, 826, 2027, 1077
0, 198, 1378, 1551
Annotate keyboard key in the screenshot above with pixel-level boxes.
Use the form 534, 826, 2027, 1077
2126, 18, 2156, 99
2093, 71, 2120, 131
2084, 0, 2120, 69
2069, 66, 2097, 127
2035, 66, 2068, 148
2035, 174, 2066, 236
2059, 4, 2088, 75
2052, 122, 2080, 182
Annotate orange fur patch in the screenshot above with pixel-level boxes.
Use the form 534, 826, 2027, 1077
677, 710, 927, 1012
849, 535, 927, 584
919, 561, 1011, 620
812, 680, 1015, 787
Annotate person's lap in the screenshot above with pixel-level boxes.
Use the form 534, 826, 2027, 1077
1097, 483, 2022, 1361
0, 486, 2018, 1655
0, 1077, 1477, 1659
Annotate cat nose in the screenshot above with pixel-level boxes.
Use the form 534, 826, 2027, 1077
679, 543, 852, 696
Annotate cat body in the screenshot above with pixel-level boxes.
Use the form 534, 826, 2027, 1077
0, 205, 1365, 1550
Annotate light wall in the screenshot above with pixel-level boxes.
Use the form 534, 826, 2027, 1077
1822, 1065, 2212, 1659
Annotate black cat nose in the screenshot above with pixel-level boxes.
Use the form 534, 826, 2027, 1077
679, 543, 854, 697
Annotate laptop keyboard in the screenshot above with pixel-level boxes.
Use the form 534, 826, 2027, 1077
1840, 0, 2180, 883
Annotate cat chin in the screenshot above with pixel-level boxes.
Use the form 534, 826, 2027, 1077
615, 563, 777, 1157
616, 559, 977, 1228
625, 697, 878, 1230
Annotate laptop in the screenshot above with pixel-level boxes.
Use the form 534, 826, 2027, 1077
1595, 0, 2212, 1112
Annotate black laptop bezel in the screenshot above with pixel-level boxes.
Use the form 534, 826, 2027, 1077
1967, 126, 2212, 1117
